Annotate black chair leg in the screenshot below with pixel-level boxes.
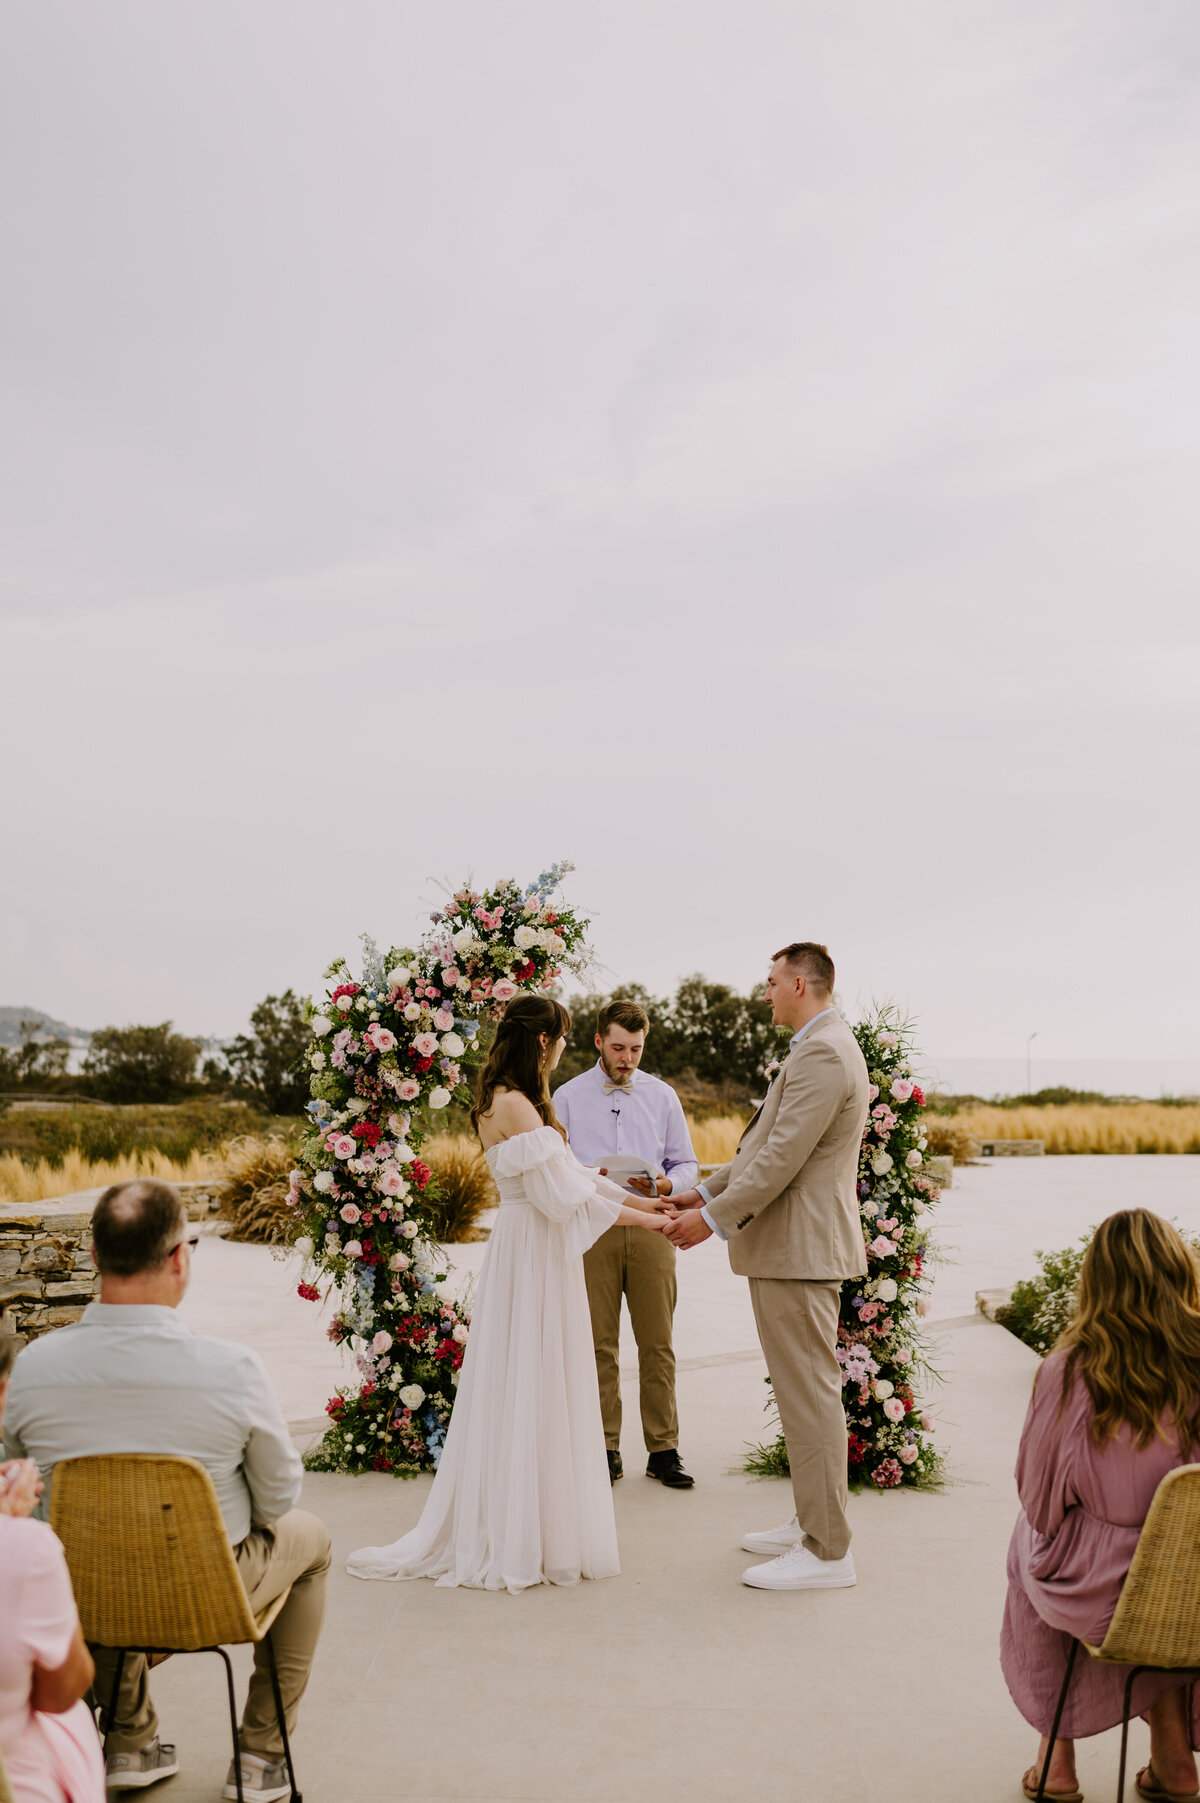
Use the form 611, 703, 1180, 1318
1036, 1637, 1080, 1801
264, 1631, 302, 1803
100, 1646, 127, 1755
1116, 1666, 1144, 1803
216, 1648, 245, 1803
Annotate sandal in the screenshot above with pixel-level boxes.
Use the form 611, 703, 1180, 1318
1022, 1764, 1083, 1801
1136, 1767, 1200, 1802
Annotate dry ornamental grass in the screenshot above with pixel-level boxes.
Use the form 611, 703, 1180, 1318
0, 1147, 222, 1207
686, 1113, 749, 1164
938, 1102, 1200, 1156
217, 1135, 299, 1244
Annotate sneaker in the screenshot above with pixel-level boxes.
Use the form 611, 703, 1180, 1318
740, 1511, 804, 1555
105, 1739, 179, 1789
222, 1753, 292, 1802
741, 1543, 856, 1590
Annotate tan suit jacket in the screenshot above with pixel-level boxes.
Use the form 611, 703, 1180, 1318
705, 1010, 870, 1280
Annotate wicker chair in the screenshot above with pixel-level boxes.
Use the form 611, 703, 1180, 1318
50, 1454, 301, 1803
1034, 1462, 1200, 1803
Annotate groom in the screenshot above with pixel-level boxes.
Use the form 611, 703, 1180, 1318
662, 942, 869, 1590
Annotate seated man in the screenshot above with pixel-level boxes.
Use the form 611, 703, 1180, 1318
2, 1180, 331, 1803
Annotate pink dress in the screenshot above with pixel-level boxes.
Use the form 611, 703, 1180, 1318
1001, 1350, 1200, 1741
0, 1518, 105, 1803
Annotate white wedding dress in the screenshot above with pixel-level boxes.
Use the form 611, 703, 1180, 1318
345, 1126, 628, 1593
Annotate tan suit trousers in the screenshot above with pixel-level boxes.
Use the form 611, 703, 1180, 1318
91, 1507, 332, 1760
748, 1278, 850, 1562
583, 1223, 678, 1453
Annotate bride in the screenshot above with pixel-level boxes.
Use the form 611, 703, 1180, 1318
346, 993, 667, 1593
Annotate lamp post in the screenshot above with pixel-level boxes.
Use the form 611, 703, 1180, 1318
1026, 1031, 1039, 1098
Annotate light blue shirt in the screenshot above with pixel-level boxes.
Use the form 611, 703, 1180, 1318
698, 1010, 835, 1239
2, 1302, 302, 1543
554, 1062, 698, 1196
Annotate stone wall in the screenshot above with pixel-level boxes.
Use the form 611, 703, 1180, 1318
0, 1181, 223, 1347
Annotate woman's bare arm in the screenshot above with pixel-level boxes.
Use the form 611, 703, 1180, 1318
30, 1621, 94, 1714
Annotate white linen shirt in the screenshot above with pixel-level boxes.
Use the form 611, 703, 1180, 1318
554, 1063, 698, 1195
2, 1303, 302, 1545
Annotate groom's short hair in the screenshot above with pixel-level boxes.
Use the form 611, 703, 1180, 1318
773, 942, 835, 994
597, 998, 649, 1038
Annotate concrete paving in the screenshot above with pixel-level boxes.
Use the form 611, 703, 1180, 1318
108, 1159, 1200, 1799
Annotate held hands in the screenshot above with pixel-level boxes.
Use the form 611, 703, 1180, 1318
652, 1187, 714, 1250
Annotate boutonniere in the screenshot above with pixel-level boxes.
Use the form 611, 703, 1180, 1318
763, 1053, 787, 1087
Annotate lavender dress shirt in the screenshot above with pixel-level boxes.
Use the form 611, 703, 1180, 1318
554, 1063, 698, 1200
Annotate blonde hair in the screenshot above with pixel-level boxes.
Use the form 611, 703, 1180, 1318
1055, 1209, 1200, 1448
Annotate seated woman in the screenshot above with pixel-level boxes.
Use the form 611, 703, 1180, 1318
0, 1338, 104, 1803
1002, 1209, 1200, 1803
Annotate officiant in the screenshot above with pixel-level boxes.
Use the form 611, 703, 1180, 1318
554, 999, 699, 1489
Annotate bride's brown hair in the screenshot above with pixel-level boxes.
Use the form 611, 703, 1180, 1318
471, 994, 571, 1140
1052, 1209, 1200, 1448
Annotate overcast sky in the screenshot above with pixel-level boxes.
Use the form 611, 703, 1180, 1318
2, 1, 1198, 1064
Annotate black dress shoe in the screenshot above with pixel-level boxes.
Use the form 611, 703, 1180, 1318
607, 1450, 624, 1483
646, 1449, 694, 1489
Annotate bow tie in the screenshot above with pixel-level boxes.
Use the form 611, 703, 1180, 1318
603, 1076, 634, 1095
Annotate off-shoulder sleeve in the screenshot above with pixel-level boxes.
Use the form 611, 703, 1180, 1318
490, 1127, 622, 1256
1015, 1353, 1083, 1539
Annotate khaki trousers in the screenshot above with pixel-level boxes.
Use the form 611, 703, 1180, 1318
91, 1507, 332, 1761
583, 1223, 679, 1453
748, 1277, 850, 1562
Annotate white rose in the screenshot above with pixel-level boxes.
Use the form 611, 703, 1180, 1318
310, 1051, 326, 1069
392, 1142, 414, 1164
429, 1086, 452, 1109
871, 1151, 894, 1176
451, 927, 476, 953
310, 1014, 333, 1036
387, 963, 411, 988
876, 1278, 898, 1302
452, 1323, 469, 1343
440, 1033, 464, 1058
294, 1236, 314, 1257
289, 1169, 305, 1187
399, 1384, 426, 1410
906, 1150, 923, 1168
401, 1220, 420, 1239
514, 924, 538, 950
354, 995, 368, 1011
346, 1097, 369, 1115
389, 1252, 410, 1271
918, 1137, 928, 1151
873, 1378, 895, 1399
387, 1112, 411, 1137
313, 1171, 334, 1193
335, 994, 354, 1012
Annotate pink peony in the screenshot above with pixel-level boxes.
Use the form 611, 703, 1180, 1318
339, 1203, 361, 1223
397, 1078, 420, 1101
413, 1032, 439, 1057
493, 979, 518, 1003
343, 1240, 363, 1259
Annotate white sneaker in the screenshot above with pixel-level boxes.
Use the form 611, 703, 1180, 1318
741, 1542, 856, 1590
105, 1739, 179, 1790
740, 1512, 804, 1556
221, 1753, 292, 1801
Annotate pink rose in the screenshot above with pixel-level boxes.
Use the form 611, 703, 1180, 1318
332, 1135, 356, 1159
371, 1331, 393, 1354
882, 1397, 906, 1423
379, 1169, 406, 1196
890, 1078, 914, 1102
493, 980, 517, 1003
343, 1240, 363, 1259
441, 966, 459, 986
397, 1078, 420, 1101
898, 1444, 919, 1464
434, 1009, 454, 1031
869, 1235, 898, 1259
339, 1203, 361, 1223
366, 1024, 397, 1053
413, 1032, 439, 1057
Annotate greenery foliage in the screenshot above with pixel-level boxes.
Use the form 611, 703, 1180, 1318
0, 1101, 286, 1169
213, 990, 311, 1115
996, 1224, 1200, 1355
82, 1022, 203, 1103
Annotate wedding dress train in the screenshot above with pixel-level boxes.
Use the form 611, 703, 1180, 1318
345, 1126, 628, 1593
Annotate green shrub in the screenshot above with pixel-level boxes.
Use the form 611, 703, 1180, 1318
0, 1102, 294, 1168
997, 1223, 1200, 1355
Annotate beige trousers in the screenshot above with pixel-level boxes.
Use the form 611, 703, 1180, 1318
583, 1223, 679, 1453
91, 1507, 332, 1760
748, 1277, 850, 1562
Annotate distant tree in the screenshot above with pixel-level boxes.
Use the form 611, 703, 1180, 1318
552, 976, 783, 1102
82, 1022, 202, 1103
0, 1019, 74, 1090
220, 990, 310, 1116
